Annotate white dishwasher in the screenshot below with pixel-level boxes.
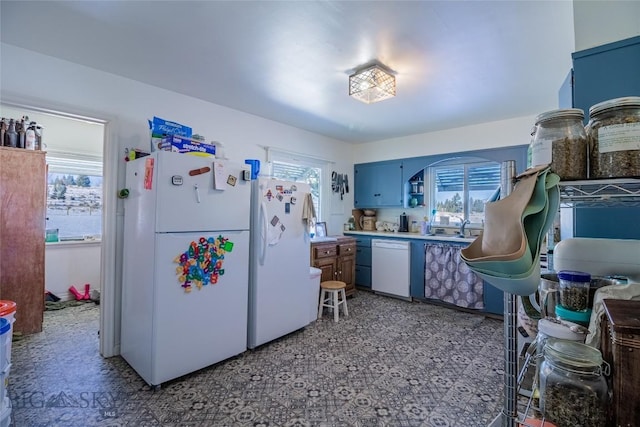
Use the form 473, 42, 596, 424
372, 239, 411, 299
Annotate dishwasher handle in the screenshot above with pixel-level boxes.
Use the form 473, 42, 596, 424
372, 240, 410, 250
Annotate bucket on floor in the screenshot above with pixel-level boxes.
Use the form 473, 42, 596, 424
0, 301, 16, 371
0, 365, 9, 414
0, 397, 11, 427
0, 319, 8, 373
0, 318, 9, 414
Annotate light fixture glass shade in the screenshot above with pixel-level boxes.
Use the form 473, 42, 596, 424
349, 64, 396, 104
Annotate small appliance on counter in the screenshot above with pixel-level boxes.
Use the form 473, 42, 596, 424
398, 212, 408, 232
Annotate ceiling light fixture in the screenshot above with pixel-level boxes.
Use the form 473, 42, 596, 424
349, 62, 396, 104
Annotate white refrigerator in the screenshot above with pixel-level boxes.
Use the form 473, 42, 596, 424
248, 177, 312, 349
121, 151, 252, 386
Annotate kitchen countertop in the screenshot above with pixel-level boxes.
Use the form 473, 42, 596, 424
342, 230, 475, 243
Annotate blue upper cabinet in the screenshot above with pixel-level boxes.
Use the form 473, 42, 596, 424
354, 160, 403, 208
572, 35, 640, 120
566, 36, 640, 240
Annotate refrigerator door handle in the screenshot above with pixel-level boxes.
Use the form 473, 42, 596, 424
194, 184, 201, 203
259, 201, 268, 265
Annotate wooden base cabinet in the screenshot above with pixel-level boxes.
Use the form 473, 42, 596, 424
0, 147, 46, 334
310, 237, 356, 296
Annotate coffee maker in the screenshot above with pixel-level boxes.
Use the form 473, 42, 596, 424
399, 212, 409, 232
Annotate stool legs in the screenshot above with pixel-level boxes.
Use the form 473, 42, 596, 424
340, 289, 348, 317
317, 287, 348, 322
317, 289, 326, 320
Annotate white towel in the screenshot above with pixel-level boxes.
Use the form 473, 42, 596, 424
302, 192, 316, 225
585, 282, 640, 348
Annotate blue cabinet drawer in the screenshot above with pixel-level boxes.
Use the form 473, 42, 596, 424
354, 236, 372, 247
355, 265, 371, 288
356, 247, 371, 266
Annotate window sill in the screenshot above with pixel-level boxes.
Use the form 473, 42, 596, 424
46, 239, 102, 248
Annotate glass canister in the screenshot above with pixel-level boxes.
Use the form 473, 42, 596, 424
529, 108, 588, 180
587, 96, 640, 178
347, 216, 356, 231
557, 270, 590, 312
540, 338, 609, 427
534, 319, 587, 396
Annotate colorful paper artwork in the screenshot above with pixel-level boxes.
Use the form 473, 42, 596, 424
174, 235, 234, 293
144, 157, 154, 190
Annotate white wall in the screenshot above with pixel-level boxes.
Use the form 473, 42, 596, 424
573, 0, 640, 51
45, 242, 102, 301
352, 115, 536, 164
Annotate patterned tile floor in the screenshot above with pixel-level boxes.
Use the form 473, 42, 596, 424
8, 292, 504, 426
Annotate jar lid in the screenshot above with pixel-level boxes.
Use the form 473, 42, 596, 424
534, 108, 584, 124
538, 318, 586, 341
557, 270, 591, 283
544, 337, 603, 367
555, 304, 592, 324
589, 96, 640, 117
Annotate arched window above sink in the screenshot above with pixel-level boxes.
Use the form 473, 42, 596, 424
427, 157, 501, 227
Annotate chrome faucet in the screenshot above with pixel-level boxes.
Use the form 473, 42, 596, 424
459, 219, 471, 237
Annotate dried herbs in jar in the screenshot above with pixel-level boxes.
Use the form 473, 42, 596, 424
558, 270, 590, 312
540, 339, 609, 427
587, 97, 640, 179
530, 109, 588, 180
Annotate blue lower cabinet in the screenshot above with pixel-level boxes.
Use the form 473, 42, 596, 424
483, 281, 504, 315
356, 246, 371, 266
352, 235, 372, 289
355, 265, 371, 289
410, 241, 426, 298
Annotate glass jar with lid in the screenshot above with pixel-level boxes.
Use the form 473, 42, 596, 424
586, 96, 640, 179
540, 338, 609, 427
558, 270, 591, 312
529, 108, 588, 180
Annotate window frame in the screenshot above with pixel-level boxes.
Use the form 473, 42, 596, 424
267, 148, 328, 222
46, 150, 103, 241
428, 158, 501, 226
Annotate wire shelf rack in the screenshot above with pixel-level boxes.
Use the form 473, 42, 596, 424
559, 178, 640, 207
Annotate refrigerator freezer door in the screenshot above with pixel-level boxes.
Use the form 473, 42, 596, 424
149, 152, 251, 233
249, 178, 311, 349
151, 230, 249, 385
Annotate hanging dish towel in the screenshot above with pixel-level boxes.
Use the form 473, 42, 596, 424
302, 192, 316, 227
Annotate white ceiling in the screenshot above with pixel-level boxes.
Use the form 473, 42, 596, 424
0, 1, 575, 143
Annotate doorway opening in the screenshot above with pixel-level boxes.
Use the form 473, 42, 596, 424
1, 102, 108, 353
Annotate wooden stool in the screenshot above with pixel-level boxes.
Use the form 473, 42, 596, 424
318, 280, 348, 322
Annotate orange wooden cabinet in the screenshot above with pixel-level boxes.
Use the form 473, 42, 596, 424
310, 237, 356, 297
0, 147, 46, 334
